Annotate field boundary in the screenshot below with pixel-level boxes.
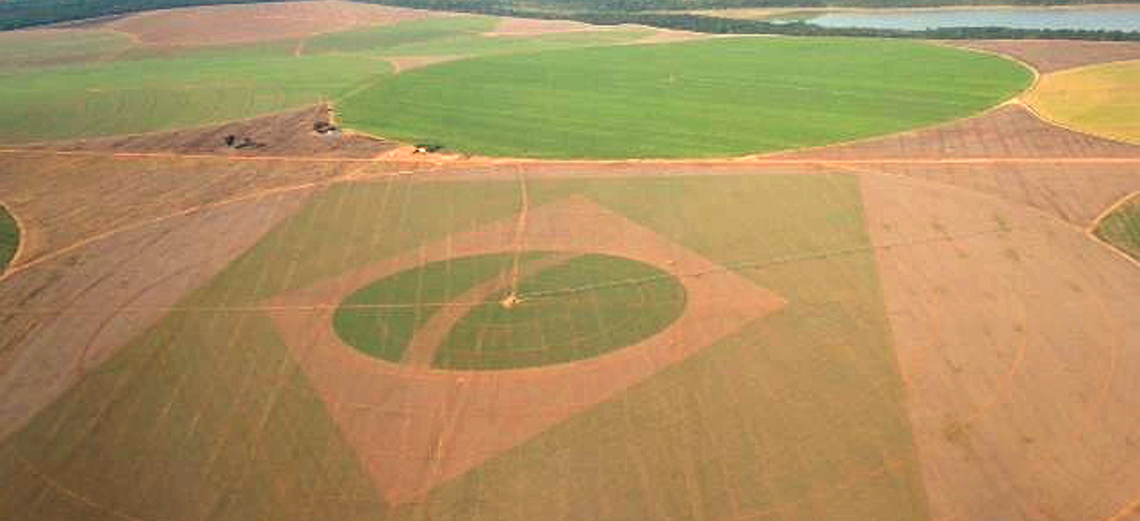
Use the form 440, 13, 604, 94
1086, 190, 1140, 269
0, 166, 424, 285
0, 199, 27, 271
745, 40, 1038, 162
2, 149, 1138, 294
837, 161, 1140, 276
4, 146, 1140, 165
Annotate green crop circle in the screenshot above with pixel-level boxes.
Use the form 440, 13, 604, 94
338, 37, 1032, 159
333, 252, 686, 370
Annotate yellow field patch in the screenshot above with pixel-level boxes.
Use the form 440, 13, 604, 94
1026, 59, 1140, 144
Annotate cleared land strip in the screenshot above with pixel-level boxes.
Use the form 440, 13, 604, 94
2, 148, 1140, 165
1, 151, 1137, 291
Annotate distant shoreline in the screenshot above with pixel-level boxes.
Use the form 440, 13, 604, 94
681, 3, 1140, 20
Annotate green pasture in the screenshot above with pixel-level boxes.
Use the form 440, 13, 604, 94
0, 204, 17, 272
1095, 195, 1140, 261
0, 48, 388, 143
339, 37, 1031, 159
1, 172, 928, 521
0, 16, 643, 144
0, 29, 132, 71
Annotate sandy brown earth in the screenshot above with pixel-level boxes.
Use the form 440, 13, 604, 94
266, 195, 785, 503
0, 154, 367, 267
771, 104, 1140, 162
19, 104, 398, 159
859, 171, 1140, 521
949, 39, 1140, 74
101, 0, 441, 47
775, 103, 1140, 230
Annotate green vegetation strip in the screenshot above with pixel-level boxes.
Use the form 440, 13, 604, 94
1095, 194, 1140, 261
436, 253, 686, 370
0, 46, 389, 143
0, 29, 132, 70
0, 204, 17, 272
340, 37, 1032, 159
0, 15, 650, 144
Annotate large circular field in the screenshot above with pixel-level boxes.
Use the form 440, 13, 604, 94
339, 37, 1032, 159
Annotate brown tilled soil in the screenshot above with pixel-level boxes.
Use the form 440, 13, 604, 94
266, 195, 785, 503
21, 104, 398, 159
0, 152, 408, 269
776, 103, 1140, 229
102, 0, 441, 47
855, 161, 1140, 231
860, 171, 1140, 521
949, 39, 1140, 74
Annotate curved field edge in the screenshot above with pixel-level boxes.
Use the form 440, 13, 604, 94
1025, 59, 1140, 146
337, 37, 1033, 160
0, 203, 18, 272
1093, 192, 1140, 262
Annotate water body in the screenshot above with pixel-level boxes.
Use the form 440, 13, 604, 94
809, 6, 1140, 32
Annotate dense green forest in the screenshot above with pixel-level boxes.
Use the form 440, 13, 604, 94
2, 0, 1140, 36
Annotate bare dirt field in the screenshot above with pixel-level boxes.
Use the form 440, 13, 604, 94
0, 190, 309, 441
771, 104, 1140, 162
950, 39, 1140, 74
0, 153, 380, 266
102, 0, 443, 47
860, 171, 1140, 521
776, 103, 1140, 230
